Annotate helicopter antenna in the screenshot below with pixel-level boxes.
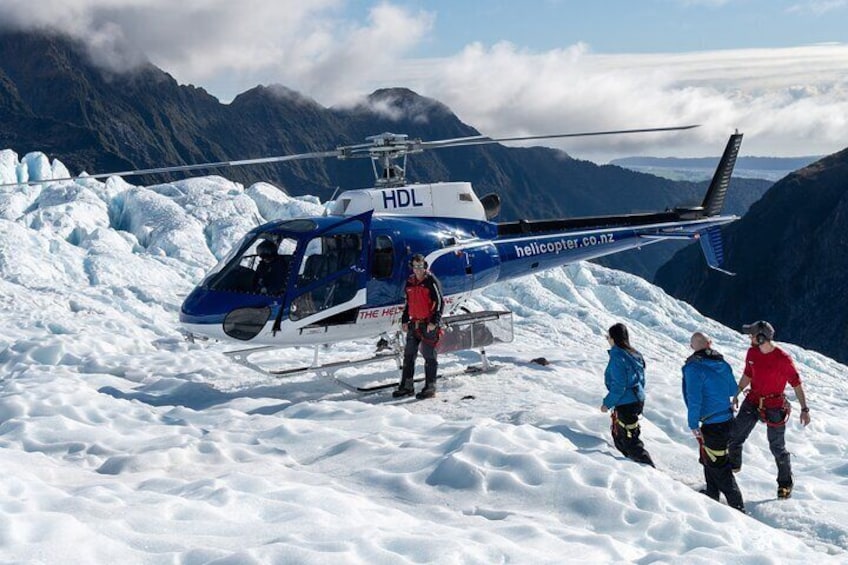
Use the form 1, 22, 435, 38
322, 185, 343, 216
0, 125, 699, 189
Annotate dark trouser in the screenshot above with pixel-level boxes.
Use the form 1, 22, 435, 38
728, 400, 793, 489
700, 420, 745, 510
611, 402, 655, 467
399, 323, 438, 391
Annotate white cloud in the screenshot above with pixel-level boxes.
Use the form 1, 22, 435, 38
787, 0, 848, 15
291, 3, 435, 104
1, 1, 847, 160
381, 43, 848, 160
0, 0, 432, 100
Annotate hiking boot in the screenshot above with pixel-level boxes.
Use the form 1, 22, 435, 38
392, 387, 414, 398
415, 386, 436, 400
777, 486, 792, 499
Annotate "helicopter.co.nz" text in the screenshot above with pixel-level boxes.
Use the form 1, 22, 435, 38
513, 233, 616, 258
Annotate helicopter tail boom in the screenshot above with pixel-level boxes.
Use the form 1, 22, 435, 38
493, 132, 743, 278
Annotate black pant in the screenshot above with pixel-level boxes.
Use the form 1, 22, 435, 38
611, 402, 655, 467
728, 400, 793, 489
399, 323, 438, 390
700, 420, 744, 510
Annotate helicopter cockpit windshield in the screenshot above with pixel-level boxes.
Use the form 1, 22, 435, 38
197, 212, 372, 327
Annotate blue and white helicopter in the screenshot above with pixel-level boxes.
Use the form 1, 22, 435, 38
172, 126, 742, 385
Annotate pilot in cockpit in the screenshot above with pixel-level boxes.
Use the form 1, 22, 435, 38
253, 239, 290, 295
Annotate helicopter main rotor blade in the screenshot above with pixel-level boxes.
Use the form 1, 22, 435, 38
420, 125, 700, 150
0, 148, 343, 188
0, 124, 699, 189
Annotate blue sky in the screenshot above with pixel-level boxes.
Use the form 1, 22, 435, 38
2, 0, 848, 160
378, 0, 848, 55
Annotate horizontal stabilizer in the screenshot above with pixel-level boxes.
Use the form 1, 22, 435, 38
701, 132, 743, 216
699, 226, 735, 275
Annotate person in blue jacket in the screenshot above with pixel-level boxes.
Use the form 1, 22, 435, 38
682, 331, 744, 511
601, 323, 655, 467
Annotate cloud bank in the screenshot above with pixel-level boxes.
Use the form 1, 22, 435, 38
1, 1, 846, 161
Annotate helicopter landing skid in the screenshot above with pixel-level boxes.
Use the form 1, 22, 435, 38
348, 349, 500, 395
224, 341, 499, 395
224, 345, 401, 377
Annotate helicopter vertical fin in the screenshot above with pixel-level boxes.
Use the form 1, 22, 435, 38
698, 226, 735, 275
701, 132, 743, 216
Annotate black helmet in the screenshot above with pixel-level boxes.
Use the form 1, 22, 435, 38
257, 239, 277, 258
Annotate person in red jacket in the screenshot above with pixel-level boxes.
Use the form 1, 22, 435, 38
393, 254, 444, 399
728, 320, 810, 500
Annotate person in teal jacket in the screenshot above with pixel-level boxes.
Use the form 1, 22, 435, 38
601, 323, 655, 467
682, 332, 744, 511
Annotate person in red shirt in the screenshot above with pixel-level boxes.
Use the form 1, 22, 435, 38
728, 320, 811, 499
393, 254, 444, 400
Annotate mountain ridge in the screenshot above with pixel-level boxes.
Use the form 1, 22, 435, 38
612, 155, 821, 170
1, 29, 771, 282
655, 150, 848, 363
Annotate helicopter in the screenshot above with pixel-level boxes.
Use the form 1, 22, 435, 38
4, 126, 743, 389
178, 126, 743, 385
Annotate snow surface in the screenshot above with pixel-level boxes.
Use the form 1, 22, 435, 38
2, 149, 847, 564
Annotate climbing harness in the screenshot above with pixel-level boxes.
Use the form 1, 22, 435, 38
755, 393, 791, 427
611, 410, 640, 439
696, 435, 728, 464
411, 320, 443, 347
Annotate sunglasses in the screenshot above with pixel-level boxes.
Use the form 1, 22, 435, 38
412, 265, 426, 270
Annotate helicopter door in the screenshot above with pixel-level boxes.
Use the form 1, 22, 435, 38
366, 233, 401, 305
285, 211, 372, 325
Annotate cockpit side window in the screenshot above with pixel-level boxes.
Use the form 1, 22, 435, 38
297, 237, 329, 288
296, 226, 363, 287
251, 236, 296, 296
372, 235, 394, 279
290, 222, 365, 320
207, 234, 295, 295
